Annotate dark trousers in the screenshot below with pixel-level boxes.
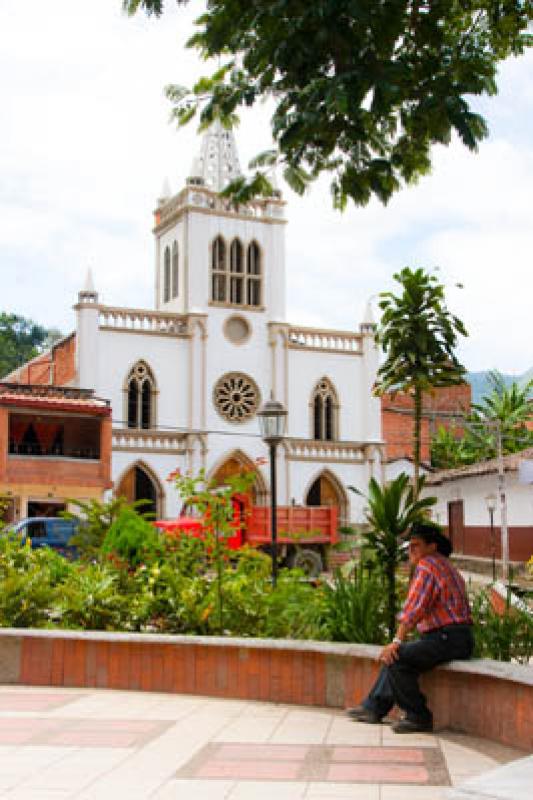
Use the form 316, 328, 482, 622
363, 625, 474, 722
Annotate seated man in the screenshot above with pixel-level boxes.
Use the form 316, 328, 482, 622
347, 521, 474, 733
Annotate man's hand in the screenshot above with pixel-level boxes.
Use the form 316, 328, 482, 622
378, 642, 401, 665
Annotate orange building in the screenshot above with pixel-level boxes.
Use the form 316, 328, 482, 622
0, 383, 112, 523
381, 383, 472, 466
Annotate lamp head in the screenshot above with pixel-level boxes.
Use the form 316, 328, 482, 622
485, 493, 497, 513
258, 398, 287, 444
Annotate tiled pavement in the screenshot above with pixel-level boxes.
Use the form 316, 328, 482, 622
0, 686, 526, 799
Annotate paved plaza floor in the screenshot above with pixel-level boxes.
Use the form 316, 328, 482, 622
0, 685, 526, 799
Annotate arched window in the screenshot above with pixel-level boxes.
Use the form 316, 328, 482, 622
311, 378, 338, 441
211, 236, 227, 302
171, 241, 179, 299
210, 237, 263, 308
230, 239, 244, 304
163, 246, 171, 303
246, 241, 261, 307
126, 362, 156, 430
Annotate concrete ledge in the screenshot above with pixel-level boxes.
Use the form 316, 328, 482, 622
447, 755, 533, 799
0, 629, 531, 751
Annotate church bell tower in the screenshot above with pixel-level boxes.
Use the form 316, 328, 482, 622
152, 122, 287, 322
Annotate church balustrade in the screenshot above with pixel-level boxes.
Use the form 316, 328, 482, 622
284, 438, 367, 463
288, 327, 363, 354
157, 186, 285, 228
112, 428, 187, 454
98, 307, 188, 337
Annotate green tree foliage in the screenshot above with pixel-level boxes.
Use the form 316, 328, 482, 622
375, 267, 467, 484
101, 507, 166, 568
0, 313, 50, 378
64, 496, 153, 560
124, 1, 533, 207
349, 473, 437, 638
431, 371, 533, 468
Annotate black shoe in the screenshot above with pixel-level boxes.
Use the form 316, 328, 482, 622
391, 716, 433, 734
346, 705, 382, 724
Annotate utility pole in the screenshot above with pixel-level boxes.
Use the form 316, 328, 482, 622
495, 420, 510, 584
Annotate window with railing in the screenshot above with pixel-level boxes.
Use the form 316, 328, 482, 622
8, 415, 101, 460
210, 236, 262, 308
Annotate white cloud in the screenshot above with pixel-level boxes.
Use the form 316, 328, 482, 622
0, 1, 532, 375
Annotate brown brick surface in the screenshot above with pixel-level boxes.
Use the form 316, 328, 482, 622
7, 634, 533, 752
382, 384, 471, 462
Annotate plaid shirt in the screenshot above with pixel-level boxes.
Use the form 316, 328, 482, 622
398, 554, 473, 634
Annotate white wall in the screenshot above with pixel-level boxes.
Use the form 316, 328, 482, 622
425, 473, 533, 527
96, 329, 188, 430
287, 349, 366, 441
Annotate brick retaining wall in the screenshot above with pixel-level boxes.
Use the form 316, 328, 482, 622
0, 630, 530, 751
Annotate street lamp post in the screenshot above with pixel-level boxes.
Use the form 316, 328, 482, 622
485, 493, 497, 582
258, 398, 288, 588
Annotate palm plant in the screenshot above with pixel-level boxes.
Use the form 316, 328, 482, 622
375, 267, 467, 488
350, 473, 437, 638
468, 371, 533, 456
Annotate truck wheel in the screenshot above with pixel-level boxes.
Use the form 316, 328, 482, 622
292, 548, 323, 577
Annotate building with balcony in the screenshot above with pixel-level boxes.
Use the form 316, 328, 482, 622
0, 383, 112, 523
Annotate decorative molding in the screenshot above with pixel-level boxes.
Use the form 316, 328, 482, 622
153, 186, 286, 235
223, 315, 252, 346
213, 372, 261, 424
98, 306, 188, 337
112, 428, 188, 455
288, 326, 363, 355
209, 301, 266, 313
283, 438, 374, 464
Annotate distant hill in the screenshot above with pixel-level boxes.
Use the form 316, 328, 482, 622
467, 370, 533, 404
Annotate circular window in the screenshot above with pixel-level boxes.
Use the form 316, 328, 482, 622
213, 372, 260, 423
224, 315, 251, 345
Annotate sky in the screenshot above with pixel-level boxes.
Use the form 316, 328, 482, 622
1, 1, 532, 374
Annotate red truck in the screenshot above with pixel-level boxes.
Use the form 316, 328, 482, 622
154, 496, 338, 575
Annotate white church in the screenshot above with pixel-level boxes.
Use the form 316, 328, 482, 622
41, 125, 384, 523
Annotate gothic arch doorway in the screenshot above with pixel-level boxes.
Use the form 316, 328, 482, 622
305, 470, 347, 524
209, 450, 267, 504
116, 463, 162, 518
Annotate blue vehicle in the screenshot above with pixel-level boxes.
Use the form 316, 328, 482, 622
5, 517, 79, 557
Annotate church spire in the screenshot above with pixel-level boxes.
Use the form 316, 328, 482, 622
188, 120, 242, 193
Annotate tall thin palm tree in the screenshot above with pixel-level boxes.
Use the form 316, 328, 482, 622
375, 267, 468, 488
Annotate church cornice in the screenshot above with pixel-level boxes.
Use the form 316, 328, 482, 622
153, 185, 286, 235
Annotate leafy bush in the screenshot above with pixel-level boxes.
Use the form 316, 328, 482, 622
64, 496, 153, 560
0, 535, 63, 628
471, 589, 533, 665
322, 566, 388, 644
55, 564, 131, 631
101, 507, 165, 568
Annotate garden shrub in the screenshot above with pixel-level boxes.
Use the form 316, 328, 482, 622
55, 563, 131, 631
101, 507, 165, 568
322, 566, 388, 644
64, 496, 153, 560
0, 535, 63, 628
471, 588, 533, 664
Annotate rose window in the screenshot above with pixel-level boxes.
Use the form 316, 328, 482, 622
213, 372, 260, 423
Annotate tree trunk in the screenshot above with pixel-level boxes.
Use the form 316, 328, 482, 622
387, 560, 396, 640
413, 386, 422, 496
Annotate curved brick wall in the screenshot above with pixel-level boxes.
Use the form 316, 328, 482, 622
0, 629, 530, 751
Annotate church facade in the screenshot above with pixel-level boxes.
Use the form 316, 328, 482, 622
11, 126, 384, 523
